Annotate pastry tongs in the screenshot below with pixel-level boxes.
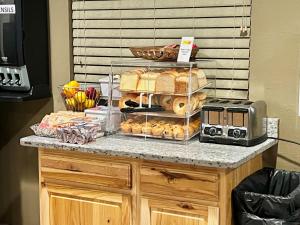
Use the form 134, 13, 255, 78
120, 93, 165, 113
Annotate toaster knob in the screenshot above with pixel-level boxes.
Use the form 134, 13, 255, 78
209, 127, 217, 136
233, 129, 241, 138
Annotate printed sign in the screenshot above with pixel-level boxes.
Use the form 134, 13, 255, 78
0, 5, 16, 14
177, 37, 194, 63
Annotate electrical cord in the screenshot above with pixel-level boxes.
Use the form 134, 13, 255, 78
268, 137, 300, 146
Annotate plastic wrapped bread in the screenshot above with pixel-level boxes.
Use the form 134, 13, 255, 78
56, 122, 103, 145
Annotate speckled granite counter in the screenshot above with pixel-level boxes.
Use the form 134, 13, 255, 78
20, 135, 277, 169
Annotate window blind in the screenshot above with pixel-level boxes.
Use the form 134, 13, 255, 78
72, 0, 252, 99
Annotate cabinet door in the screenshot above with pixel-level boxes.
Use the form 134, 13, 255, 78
41, 184, 131, 225
141, 198, 219, 225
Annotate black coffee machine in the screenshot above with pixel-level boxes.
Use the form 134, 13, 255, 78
0, 0, 50, 101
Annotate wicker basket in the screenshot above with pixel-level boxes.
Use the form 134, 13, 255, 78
129, 46, 199, 61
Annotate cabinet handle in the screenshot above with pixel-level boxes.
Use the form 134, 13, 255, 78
177, 203, 194, 210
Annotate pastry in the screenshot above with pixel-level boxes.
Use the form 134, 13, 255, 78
142, 124, 152, 135
173, 96, 196, 116
159, 95, 174, 111
190, 119, 201, 130
118, 93, 138, 109
152, 125, 164, 137
132, 123, 142, 134
175, 71, 199, 94
119, 70, 141, 91
173, 126, 185, 139
163, 126, 173, 139
120, 122, 132, 133
183, 125, 195, 137
155, 71, 176, 93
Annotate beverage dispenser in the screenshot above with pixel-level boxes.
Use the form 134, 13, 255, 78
0, 0, 50, 101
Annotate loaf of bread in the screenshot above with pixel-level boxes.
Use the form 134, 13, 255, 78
175, 71, 199, 94
120, 71, 140, 91
192, 68, 207, 88
155, 71, 177, 93
120, 68, 147, 91
137, 72, 159, 92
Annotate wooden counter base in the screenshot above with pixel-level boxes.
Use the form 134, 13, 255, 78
38, 146, 277, 225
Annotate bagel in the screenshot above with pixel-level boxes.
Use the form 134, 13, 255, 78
172, 96, 196, 116
159, 95, 174, 111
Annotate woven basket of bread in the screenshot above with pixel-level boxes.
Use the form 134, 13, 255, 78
129, 46, 199, 61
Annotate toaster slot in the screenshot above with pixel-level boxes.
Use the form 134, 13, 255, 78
233, 113, 244, 127
227, 108, 248, 127
202, 106, 225, 125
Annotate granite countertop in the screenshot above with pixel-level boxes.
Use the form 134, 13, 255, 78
20, 118, 279, 169
20, 135, 277, 169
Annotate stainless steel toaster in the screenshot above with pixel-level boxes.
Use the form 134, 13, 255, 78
199, 100, 268, 146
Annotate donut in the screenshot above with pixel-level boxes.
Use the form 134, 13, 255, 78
120, 122, 132, 133
135, 95, 148, 105
131, 123, 142, 134
173, 97, 196, 116
118, 93, 138, 109
159, 95, 174, 111
152, 125, 164, 137
173, 126, 185, 139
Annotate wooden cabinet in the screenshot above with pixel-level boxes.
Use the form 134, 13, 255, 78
40, 184, 131, 225
38, 148, 265, 225
140, 198, 219, 225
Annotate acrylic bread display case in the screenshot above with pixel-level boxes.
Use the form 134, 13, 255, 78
107, 60, 216, 142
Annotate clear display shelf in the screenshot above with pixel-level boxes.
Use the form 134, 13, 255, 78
119, 129, 200, 142
129, 107, 202, 119
107, 59, 216, 142
118, 82, 212, 97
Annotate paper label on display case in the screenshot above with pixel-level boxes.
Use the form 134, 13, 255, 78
0, 5, 16, 14
177, 37, 194, 63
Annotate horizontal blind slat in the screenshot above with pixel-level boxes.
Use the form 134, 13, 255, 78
73, 0, 251, 10
73, 57, 250, 70
72, 28, 250, 38
73, 47, 250, 59
73, 38, 250, 48
72, 6, 251, 19
74, 74, 248, 90
74, 66, 249, 79
72, 17, 251, 29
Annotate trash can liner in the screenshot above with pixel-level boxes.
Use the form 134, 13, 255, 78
232, 168, 300, 225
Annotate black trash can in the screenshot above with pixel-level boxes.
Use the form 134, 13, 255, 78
232, 168, 300, 225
